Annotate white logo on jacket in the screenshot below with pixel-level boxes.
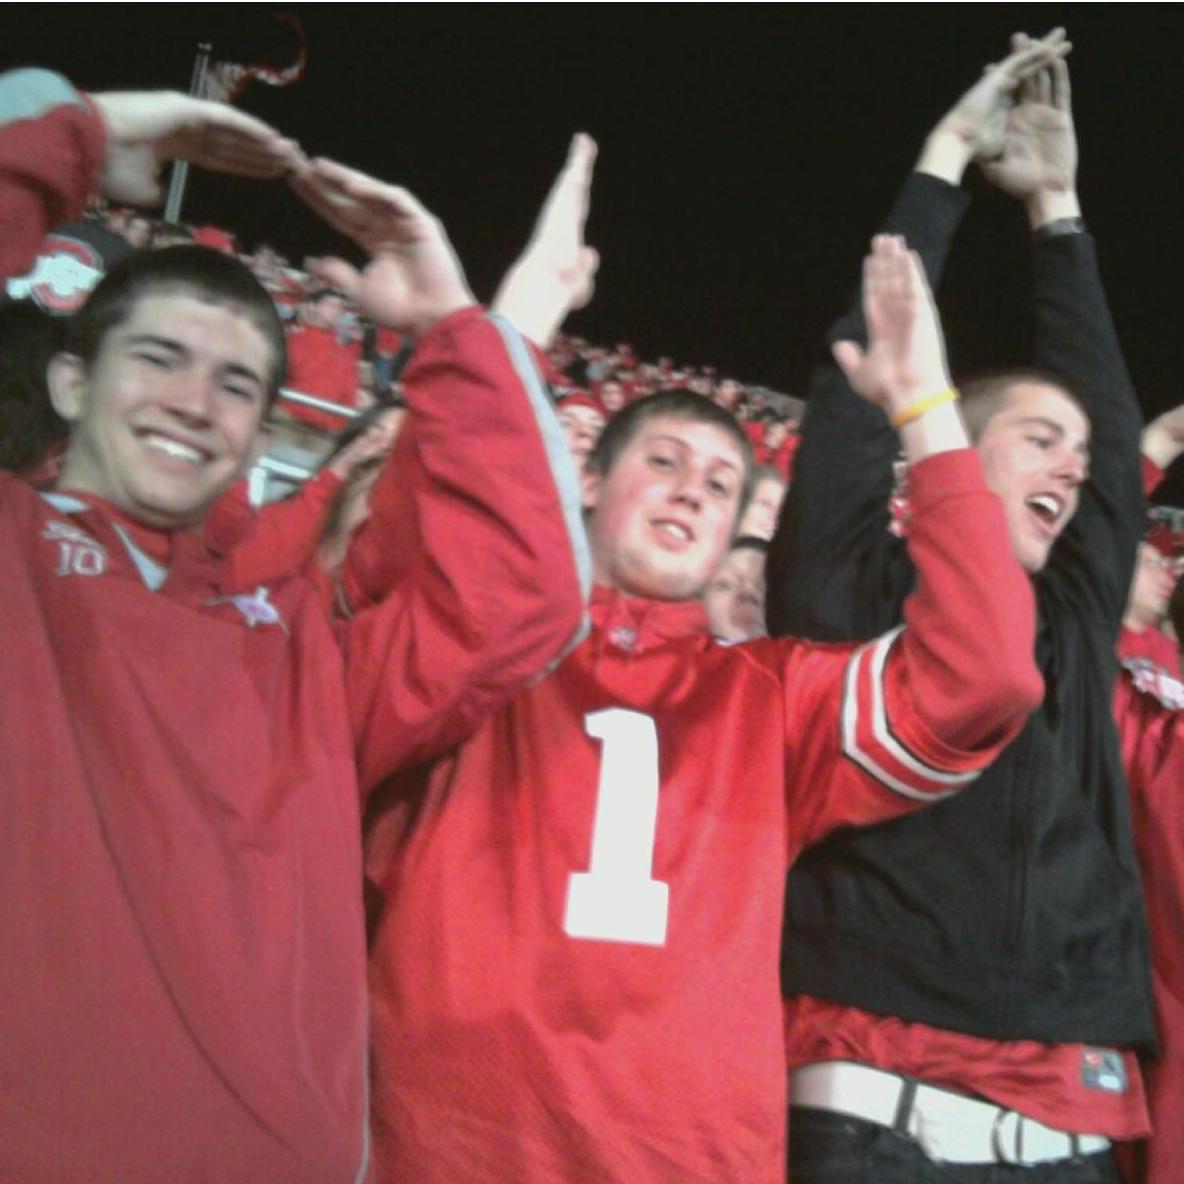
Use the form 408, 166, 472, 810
42, 520, 107, 577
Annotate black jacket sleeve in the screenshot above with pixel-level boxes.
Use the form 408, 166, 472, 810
1028, 231, 1144, 632
766, 172, 971, 642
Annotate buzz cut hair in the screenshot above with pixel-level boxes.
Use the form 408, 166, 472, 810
67, 246, 287, 407
958, 367, 1087, 443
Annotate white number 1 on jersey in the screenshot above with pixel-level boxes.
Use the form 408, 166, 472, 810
564, 708, 669, 946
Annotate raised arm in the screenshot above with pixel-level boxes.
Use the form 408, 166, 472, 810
337, 139, 600, 612
288, 157, 590, 786
767, 34, 1067, 641
979, 42, 1144, 624
790, 237, 1041, 838
0, 68, 299, 280
1141, 403, 1184, 477
491, 133, 599, 349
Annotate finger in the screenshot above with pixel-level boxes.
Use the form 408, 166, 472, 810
1035, 65, 1052, 105
1049, 54, 1072, 111
304, 255, 363, 300
535, 133, 598, 239
831, 340, 864, 382
310, 158, 432, 221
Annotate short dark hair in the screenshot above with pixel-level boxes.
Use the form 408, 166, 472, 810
0, 300, 68, 473
66, 246, 287, 406
958, 367, 1086, 442
586, 388, 756, 511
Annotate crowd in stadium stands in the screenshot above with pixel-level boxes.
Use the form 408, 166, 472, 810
2, 26, 1184, 1184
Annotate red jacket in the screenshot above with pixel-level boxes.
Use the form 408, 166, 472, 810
364, 450, 1041, 1183
1113, 661, 1184, 1184
284, 324, 362, 432
0, 70, 589, 1183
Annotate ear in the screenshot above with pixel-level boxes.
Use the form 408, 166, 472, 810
580, 466, 601, 513
47, 352, 89, 423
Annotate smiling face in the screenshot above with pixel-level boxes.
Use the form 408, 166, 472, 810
974, 381, 1090, 574
583, 414, 746, 601
50, 292, 272, 528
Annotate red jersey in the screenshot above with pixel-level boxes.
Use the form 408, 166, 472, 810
784, 998, 1148, 1139
1119, 624, 1182, 680
1113, 660, 1184, 1183
365, 450, 1043, 1183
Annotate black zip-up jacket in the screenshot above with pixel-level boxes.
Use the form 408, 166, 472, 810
767, 172, 1156, 1051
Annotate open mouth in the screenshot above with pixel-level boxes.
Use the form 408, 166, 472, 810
1025, 493, 1064, 529
137, 430, 211, 466
652, 519, 694, 545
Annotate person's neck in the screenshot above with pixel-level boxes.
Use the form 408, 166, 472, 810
1123, 610, 1163, 635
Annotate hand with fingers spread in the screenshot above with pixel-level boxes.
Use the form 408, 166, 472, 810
291, 159, 475, 337
977, 33, 1078, 220
833, 235, 952, 418
89, 90, 303, 206
917, 28, 1070, 185
491, 133, 599, 348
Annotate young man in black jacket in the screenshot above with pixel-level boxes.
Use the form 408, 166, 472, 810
769, 33, 1151, 1183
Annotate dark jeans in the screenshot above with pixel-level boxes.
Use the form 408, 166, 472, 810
789, 1108, 1121, 1184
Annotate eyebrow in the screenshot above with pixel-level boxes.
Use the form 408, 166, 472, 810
124, 334, 266, 389
1018, 416, 1091, 457
649, 433, 743, 474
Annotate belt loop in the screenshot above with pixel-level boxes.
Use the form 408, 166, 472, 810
1070, 1133, 1082, 1164
892, 1076, 919, 1136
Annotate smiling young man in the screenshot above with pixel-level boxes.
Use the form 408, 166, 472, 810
363, 238, 1045, 1183
768, 40, 1154, 1183
0, 71, 588, 1183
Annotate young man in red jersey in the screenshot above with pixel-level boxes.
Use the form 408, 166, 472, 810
363, 235, 1044, 1183
0, 69, 587, 1182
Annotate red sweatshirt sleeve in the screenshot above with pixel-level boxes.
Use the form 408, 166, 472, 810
0, 70, 105, 280
215, 470, 343, 592
341, 306, 590, 789
888, 449, 1044, 764
1142, 455, 1164, 498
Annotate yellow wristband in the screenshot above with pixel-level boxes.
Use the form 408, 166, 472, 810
890, 387, 959, 429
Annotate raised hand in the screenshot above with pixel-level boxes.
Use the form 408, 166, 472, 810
491, 133, 599, 347
90, 90, 303, 206
833, 235, 951, 417
978, 35, 1077, 204
1142, 403, 1184, 472
291, 159, 475, 336
917, 29, 1069, 185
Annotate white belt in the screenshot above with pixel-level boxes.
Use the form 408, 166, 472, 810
791, 1061, 1111, 1167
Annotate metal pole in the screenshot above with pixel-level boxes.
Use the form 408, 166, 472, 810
163, 43, 212, 223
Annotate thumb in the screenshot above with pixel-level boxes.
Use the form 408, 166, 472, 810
831, 340, 864, 383
304, 256, 362, 301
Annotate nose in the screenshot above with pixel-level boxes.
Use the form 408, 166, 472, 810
669, 469, 706, 510
1053, 447, 1087, 487
163, 369, 215, 426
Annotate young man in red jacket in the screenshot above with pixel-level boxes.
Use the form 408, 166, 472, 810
363, 236, 1045, 1183
0, 70, 588, 1183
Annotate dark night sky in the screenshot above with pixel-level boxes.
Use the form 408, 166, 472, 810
6, 5, 1184, 495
